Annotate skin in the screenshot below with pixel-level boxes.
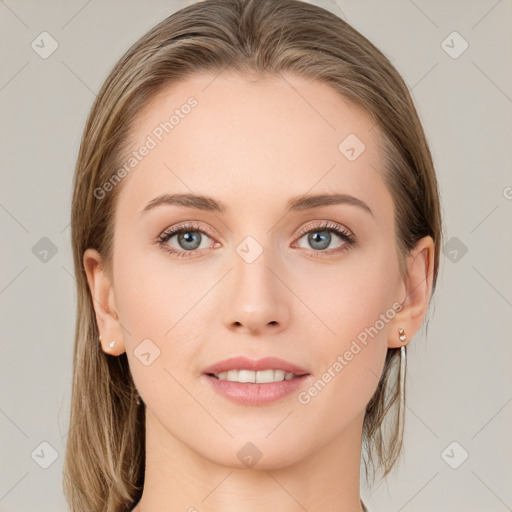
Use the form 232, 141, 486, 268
84, 72, 434, 512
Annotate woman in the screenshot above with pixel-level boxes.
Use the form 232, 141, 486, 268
63, 0, 442, 510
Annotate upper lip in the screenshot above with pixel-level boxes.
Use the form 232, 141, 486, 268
202, 356, 309, 376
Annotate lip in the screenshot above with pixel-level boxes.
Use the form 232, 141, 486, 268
203, 373, 312, 405
201, 356, 311, 406
202, 356, 309, 376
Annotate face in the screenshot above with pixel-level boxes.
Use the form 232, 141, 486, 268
91, 72, 412, 469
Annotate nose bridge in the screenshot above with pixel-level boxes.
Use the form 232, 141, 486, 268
233, 232, 277, 303
223, 231, 288, 333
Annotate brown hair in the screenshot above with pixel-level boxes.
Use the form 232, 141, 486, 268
64, 0, 443, 510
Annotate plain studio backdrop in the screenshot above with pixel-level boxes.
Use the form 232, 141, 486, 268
0, 1, 511, 511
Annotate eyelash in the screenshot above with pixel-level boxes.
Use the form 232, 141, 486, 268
157, 220, 357, 259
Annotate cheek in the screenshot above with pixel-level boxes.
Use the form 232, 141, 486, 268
294, 274, 394, 441
114, 226, 400, 358
294, 240, 400, 344
297, 242, 399, 403
112, 241, 214, 366
112, 251, 203, 411
113, 222, 398, 372
109, 226, 399, 457
112, 233, 196, 336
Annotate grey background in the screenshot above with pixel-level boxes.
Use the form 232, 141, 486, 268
1, 0, 511, 511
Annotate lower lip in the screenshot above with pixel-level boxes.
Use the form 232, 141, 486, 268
203, 374, 311, 405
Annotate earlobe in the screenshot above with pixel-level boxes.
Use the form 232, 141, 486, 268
388, 235, 435, 349
83, 248, 126, 356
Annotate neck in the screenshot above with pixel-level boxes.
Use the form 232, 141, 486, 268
133, 408, 366, 512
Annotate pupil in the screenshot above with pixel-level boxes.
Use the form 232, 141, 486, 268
179, 231, 200, 250
309, 231, 330, 250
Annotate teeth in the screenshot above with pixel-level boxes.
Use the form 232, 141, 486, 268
213, 369, 297, 383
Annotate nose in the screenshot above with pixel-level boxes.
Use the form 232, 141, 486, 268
222, 245, 290, 336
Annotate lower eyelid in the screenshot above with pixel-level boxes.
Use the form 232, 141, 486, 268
158, 224, 355, 256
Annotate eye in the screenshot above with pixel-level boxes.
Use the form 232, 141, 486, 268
157, 220, 356, 259
157, 221, 217, 258
292, 220, 356, 256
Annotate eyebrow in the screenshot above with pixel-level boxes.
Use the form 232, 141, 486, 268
141, 192, 373, 216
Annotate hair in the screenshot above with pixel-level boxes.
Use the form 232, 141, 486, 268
64, 0, 443, 510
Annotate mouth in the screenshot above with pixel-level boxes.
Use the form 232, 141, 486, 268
206, 369, 307, 383
202, 355, 310, 381
203, 372, 311, 406
201, 356, 311, 405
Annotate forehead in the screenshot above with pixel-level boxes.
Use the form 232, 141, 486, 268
115, 71, 392, 223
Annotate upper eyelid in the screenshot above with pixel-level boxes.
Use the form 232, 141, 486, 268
162, 221, 347, 235
160, 221, 215, 237
159, 220, 353, 245
296, 220, 352, 236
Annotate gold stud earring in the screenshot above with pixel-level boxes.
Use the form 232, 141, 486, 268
398, 328, 406, 342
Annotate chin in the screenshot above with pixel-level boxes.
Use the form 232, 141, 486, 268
198, 437, 309, 471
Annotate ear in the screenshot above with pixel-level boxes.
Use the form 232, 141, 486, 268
388, 235, 435, 349
83, 248, 126, 356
